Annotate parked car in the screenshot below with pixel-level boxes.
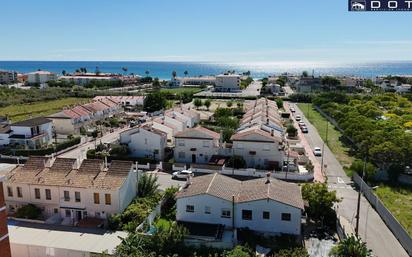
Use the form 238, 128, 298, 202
295, 115, 301, 121
313, 147, 322, 156
172, 170, 193, 179
298, 121, 306, 127
290, 107, 296, 113
301, 126, 308, 133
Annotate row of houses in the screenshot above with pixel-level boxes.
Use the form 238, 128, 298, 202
3, 156, 137, 224
119, 107, 200, 160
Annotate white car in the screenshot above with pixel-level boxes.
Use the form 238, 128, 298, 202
295, 115, 301, 121
298, 121, 306, 127
290, 107, 296, 113
313, 147, 322, 156
172, 170, 193, 179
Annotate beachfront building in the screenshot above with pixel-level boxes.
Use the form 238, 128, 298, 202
174, 126, 221, 164
9, 117, 53, 149
215, 74, 241, 92
3, 157, 137, 224
120, 124, 167, 161
26, 71, 57, 85
176, 173, 304, 235
0, 70, 18, 84
59, 73, 120, 86
170, 76, 216, 87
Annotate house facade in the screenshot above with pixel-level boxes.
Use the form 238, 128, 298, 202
174, 126, 221, 164
0, 171, 12, 257
9, 117, 53, 149
0, 70, 17, 84
3, 157, 137, 224
26, 71, 57, 85
120, 125, 167, 161
215, 74, 241, 92
176, 173, 304, 235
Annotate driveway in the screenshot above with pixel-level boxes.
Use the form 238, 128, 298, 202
146, 170, 186, 191
292, 103, 409, 257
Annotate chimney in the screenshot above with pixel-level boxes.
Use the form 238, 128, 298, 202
271, 129, 274, 137
266, 118, 269, 125
265, 172, 271, 184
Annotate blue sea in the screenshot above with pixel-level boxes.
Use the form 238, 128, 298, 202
1, 61, 412, 79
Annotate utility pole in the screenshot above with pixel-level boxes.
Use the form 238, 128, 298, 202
286, 141, 290, 180
355, 152, 368, 237
321, 121, 328, 175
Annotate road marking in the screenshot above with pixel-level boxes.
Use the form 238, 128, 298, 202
337, 177, 345, 184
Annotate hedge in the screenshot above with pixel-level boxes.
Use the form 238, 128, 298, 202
14, 137, 81, 157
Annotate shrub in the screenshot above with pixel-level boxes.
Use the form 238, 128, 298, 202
16, 204, 41, 219
226, 155, 247, 169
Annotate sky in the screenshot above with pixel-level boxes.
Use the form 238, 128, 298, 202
1, 0, 412, 63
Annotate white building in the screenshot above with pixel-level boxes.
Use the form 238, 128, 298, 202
174, 126, 221, 164
215, 74, 241, 92
4, 157, 137, 223
0, 124, 11, 146
26, 71, 57, 85
60, 75, 120, 85
0, 70, 17, 84
120, 124, 167, 161
170, 76, 216, 87
9, 117, 53, 149
176, 173, 304, 235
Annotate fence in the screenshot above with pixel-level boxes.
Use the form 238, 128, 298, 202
353, 173, 412, 255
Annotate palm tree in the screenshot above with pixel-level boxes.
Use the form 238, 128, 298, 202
329, 235, 372, 257
145, 70, 150, 77
121, 67, 128, 75
62, 70, 66, 76
184, 70, 188, 77
137, 173, 159, 197
172, 71, 177, 78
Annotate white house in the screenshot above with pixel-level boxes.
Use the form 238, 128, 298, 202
9, 117, 53, 149
215, 74, 241, 92
0, 124, 11, 146
152, 117, 179, 144
4, 157, 137, 224
231, 126, 284, 170
120, 124, 167, 161
176, 173, 304, 235
27, 71, 57, 85
174, 126, 221, 164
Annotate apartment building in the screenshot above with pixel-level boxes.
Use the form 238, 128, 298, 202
3, 157, 137, 224
215, 74, 241, 92
26, 71, 57, 85
176, 173, 304, 235
0, 70, 17, 84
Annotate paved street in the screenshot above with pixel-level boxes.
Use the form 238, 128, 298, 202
292, 103, 409, 257
58, 127, 130, 160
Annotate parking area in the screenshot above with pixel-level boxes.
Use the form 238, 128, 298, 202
146, 170, 187, 191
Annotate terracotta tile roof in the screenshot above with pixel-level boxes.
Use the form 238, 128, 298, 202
231, 126, 282, 143
176, 173, 304, 209
11, 117, 52, 127
93, 160, 133, 190
7, 156, 51, 184
175, 126, 220, 140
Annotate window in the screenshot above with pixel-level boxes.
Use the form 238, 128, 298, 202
54, 208, 58, 214
205, 206, 211, 214
7, 186, 13, 197
17, 187, 22, 198
105, 194, 111, 205
34, 188, 41, 199
94, 193, 100, 204
186, 205, 194, 213
242, 210, 253, 220
65, 210, 71, 217
263, 211, 270, 220
75, 192, 81, 202
221, 209, 231, 218
178, 152, 185, 159
203, 141, 209, 148
45, 189, 51, 200
64, 191, 70, 201
281, 213, 291, 221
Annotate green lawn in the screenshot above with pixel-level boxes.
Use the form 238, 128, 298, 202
375, 185, 412, 236
0, 97, 90, 122
297, 103, 354, 169
160, 87, 202, 95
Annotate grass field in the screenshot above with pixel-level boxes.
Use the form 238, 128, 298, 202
160, 87, 202, 95
375, 185, 412, 236
0, 97, 90, 122
297, 103, 354, 169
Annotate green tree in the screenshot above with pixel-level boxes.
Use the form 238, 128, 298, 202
287, 124, 298, 138
143, 92, 166, 112
350, 159, 376, 181
204, 99, 211, 110
321, 76, 341, 90
121, 67, 128, 75
145, 70, 150, 77
226, 101, 233, 108
302, 71, 309, 77
226, 155, 247, 169
184, 70, 188, 77
302, 183, 340, 224
152, 77, 161, 90
172, 70, 177, 78
193, 98, 202, 109
329, 235, 372, 257
224, 245, 253, 257
137, 173, 159, 197
276, 247, 309, 257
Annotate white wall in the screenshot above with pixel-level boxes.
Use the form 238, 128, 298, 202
0, 132, 10, 145
232, 141, 284, 169
120, 127, 166, 161
176, 195, 302, 235
49, 118, 77, 135
215, 75, 241, 91
174, 138, 219, 164
11, 244, 90, 257
176, 195, 233, 227
118, 171, 137, 212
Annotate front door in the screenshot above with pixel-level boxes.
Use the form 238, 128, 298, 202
76, 210, 82, 221
191, 154, 196, 163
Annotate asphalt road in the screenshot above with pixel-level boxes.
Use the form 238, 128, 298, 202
293, 103, 409, 257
